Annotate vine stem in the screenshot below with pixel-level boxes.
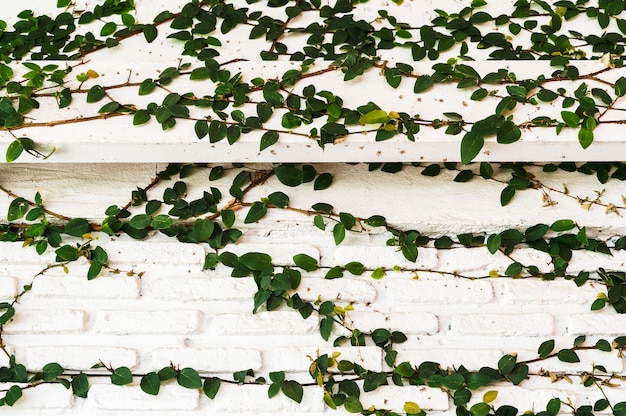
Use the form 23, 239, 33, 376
0, 184, 72, 222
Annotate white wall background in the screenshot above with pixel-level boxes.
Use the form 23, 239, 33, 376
1, 0, 626, 414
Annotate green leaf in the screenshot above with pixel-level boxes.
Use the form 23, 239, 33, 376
500, 186, 515, 206
578, 127, 593, 149
129, 214, 152, 229
203, 377, 221, 399
6, 140, 23, 163
143, 25, 158, 42
460, 132, 484, 164
314, 173, 333, 190
222, 209, 235, 228
344, 396, 364, 413
547, 397, 561, 415
64, 218, 90, 237
111, 366, 133, 385
550, 219, 576, 232
525, 224, 549, 241
414, 75, 434, 93
140, 372, 160, 395
280, 380, 303, 403
268, 191, 289, 208
615, 403, 626, 416
274, 165, 303, 187
260, 131, 279, 151
293, 253, 318, 271
55, 245, 80, 261
98, 101, 120, 114
4, 385, 22, 406
177, 368, 202, 389
557, 349, 580, 363
616, 77, 626, 97
538, 339, 555, 358
595, 338, 612, 352
561, 111, 579, 128
87, 85, 106, 103
470, 402, 491, 416
42, 362, 64, 381
239, 252, 273, 271
504, 262, 522, 277
7, 198, 29, 221
72, 373, 89, 398
498, 354, 517, 375
100, 21, 117, 36
509, 363, 528, 385
359, 110, 390, 124
133, 110, 151, 125
244, 202, 267, 224
333, 223, 346, 245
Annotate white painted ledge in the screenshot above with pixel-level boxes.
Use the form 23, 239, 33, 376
2, 60, 626, 163
1, 1, 625, 163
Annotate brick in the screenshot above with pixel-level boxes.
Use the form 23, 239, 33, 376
524, 349, 622, 373
26, 346, 137, 371
497, 279, 600, 305
395, 349, 503, 371
297, 278, 377, 303
345, 311, 439, 335
385, 278, 493, 304
150, 347, 262, 372
101, 241, 205, 267
88, 384, 199, 410
0, 383, 73, 409
209, 312, 318, 335
470, 386, 576, 412
225, 243, 320, 266
437, 248, 551, 277
567, 250, 626, 272
333, 247, 438, 269
31, 274, 140, 298
94, 310, 201, 334
3, 309, 86, 334
0, 276, 17, 300
143, 276, 256, 301
450, 313, 554, 337
0, 243, 55, 266
268, 346, 382, 372
206, 384, 324, 413
567, 313, 626, 336
360, 385, 449, 411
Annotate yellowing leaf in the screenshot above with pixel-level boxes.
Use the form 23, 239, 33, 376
87, 69, 99, 78
483, 390, 498, 403
488, 270, 499, 277
359, 110, 390, 125
404, 401, 421, 414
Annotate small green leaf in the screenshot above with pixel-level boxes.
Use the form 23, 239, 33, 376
239, 252, 273, 271
333, 223, 346, 245
203, 377, 221, 399
111, 366, 133, 385
177, 368, 202, 389
42, 362, 64, 381
460, 132, 483, 164
498, 354, 517, 375
550, 219, 576, 232
274, 165, 303, 187
538, 339, 555, 357
260, 131, 279, 151
280, 380, 303, 403
557, 348, 580, 363
344, 396, 364, 413
133, 110, 151, 125
314, 173, 333, 190
4, 385, 22, 406
561, 111, 579, 128
244, 202, 267, 224
87, 85, 106, 103
6, 140, 23, 163
293, 253, 318, 271
72, 373, 89, 398
140, 372, 160, 395
578, 127, 594, 149
414, 75, 434, 93
64, 218, 91, 237
55, 245, 80, 261
7, 197, 29, 221
359, 110, 390, 124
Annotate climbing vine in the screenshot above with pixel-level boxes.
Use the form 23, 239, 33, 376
2, 0, 626, 415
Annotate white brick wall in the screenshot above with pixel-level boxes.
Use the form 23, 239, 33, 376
0, 162, 624, 415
